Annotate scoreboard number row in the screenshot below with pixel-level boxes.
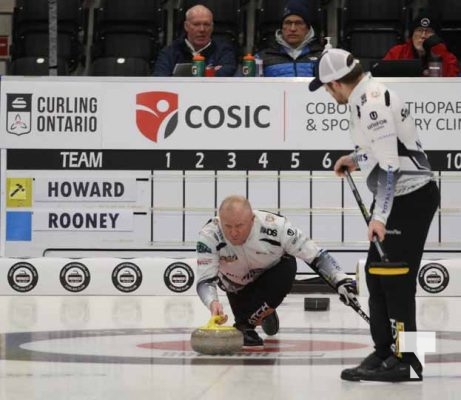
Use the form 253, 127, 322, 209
163, 151, 339, 170
6, 150, 461, 171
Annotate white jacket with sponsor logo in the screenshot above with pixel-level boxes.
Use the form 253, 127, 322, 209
196, 210, 348, 307
349, 74, 434, 224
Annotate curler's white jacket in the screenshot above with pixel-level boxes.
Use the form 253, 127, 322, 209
196, 210, 348, 308
349, 74, 434, 225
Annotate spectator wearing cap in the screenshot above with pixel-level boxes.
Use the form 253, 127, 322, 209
383, 10, 459, 77
255, 0, 324, 77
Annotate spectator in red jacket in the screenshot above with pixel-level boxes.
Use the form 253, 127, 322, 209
383, 10, 459, 77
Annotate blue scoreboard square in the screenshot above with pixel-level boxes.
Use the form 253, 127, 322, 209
6, 211, 32, 241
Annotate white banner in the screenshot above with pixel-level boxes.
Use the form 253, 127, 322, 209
1, 76, 460, 150
33, 209, 134, 231
34, 177, 137, 202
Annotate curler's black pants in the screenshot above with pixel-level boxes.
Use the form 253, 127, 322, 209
226, 254, 297, 327
366, 181, 440, 360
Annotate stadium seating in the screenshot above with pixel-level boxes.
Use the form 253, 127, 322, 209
13, 0, 83, 36
426, 0, 461, 60
7, 56, 69, 75
7, 0, 459, 76
10, 31, 83, 72
90, 0, 167, 72
11, 0, 84, 73
338, 0, 410, 69
89, 56, 151, 76
91, 32, 158, 64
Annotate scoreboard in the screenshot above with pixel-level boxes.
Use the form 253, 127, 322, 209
1, 76, 461, 273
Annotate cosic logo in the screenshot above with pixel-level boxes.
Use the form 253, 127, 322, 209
6, 93, 32, 136
60, 262, 91, 293
112, 262, 143, 293
8, 262, 39, 292
136, 91, 178, 143
163, 262, 194, 293
136, 91, 271, 143
418, 262, 449, 294
185, 105, 270, 129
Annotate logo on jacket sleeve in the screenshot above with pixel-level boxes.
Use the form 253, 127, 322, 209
136, 91, 178, 142
197, 241, 212, 253
260, 226, 278, 236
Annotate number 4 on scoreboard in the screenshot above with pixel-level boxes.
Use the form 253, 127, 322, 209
258, 152, 268, 168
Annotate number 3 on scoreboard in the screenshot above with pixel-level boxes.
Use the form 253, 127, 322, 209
227, 152, 236, 169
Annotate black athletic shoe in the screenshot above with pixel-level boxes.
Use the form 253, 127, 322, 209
261, 310, 279, 336
361, 355, 423, 382
242, 329, 264, 347
234, 322, 264, 347
340, 352, 384, 381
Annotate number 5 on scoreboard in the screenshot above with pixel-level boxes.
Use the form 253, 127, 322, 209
291, 152, 300, 169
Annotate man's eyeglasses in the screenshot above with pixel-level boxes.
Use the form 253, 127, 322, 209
282, 20, 307, 28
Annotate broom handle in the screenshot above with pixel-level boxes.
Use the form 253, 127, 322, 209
343, 169, 390, 263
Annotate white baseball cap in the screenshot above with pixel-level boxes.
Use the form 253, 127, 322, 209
309, 48, 360, 91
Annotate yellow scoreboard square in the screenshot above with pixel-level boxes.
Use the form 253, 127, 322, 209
6, 178, 32, 207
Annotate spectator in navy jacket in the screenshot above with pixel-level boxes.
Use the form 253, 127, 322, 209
256, 0, 324, 77
153, 4, 237, 77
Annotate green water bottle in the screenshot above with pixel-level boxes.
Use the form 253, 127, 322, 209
242, 53, 256, 77
192, 53, 205, 77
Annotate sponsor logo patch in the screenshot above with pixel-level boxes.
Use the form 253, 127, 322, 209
7, 93, 32, 135
60, 262, 91, 293
112, 262, 143, 293
196, 241, 212, 253
418, 262, 449, 293
136, 91, 178, 142
163, 262, 194, 293
8, 262, 38, 292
